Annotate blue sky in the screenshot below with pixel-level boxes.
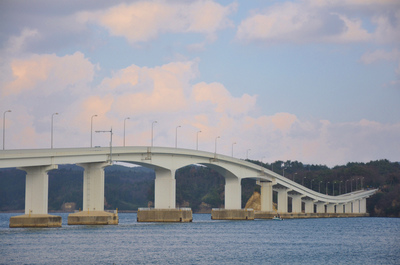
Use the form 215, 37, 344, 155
1, 0, 399, 166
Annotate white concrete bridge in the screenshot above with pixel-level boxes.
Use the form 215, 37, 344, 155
0, 146, 377, 226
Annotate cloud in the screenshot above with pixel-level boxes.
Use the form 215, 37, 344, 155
2, 51, 95, 97
80, 0, 236, 44
236, 0, 399, 44
1, 50, 399, 166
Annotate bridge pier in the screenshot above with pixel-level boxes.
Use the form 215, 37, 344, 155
360, 198, 367, 213
138, 167, 192, 222
336, 203, 344, 213
10, 165, 62, 228
344, 202, 352, 213
259, 181, 274, 212
211, 176, 254, 220
289, 193, 303, 213
353, 199, 360, 213
68, 162, 118, 225
303, 199, 314, 213
275, 187, 289, 213
315, 201, 326, 213
326, 203, 335, 213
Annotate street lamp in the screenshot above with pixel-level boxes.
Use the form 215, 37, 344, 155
90, 114, 97, 148
96, 128, 113, 163
319, 181, 322, 193
215, 136, 220, 155
246, 149, 251, 160
151, 121, 157, 147
311, 179, 314, 190
302, 176, 306, 186
2, 110, 11, 150
51, 112, 59, 149
293, 172, 297, 182
175, 125, 181, 148
231, 142, 236, 157
123, 117, 130, 147
351, 179, 353, 192
332, 181, 335, 196
339, 181, 343, 195
196, 130, 201, 150
326, 181, 330, 195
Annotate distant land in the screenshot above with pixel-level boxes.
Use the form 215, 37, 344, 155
0, 160, 399, 217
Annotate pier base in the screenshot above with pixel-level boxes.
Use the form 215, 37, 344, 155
211, 209, 254, 220
254, 211, 369, 219
9, 214, 62, 228
67, 211, 118, 225
137, 208, 193, 222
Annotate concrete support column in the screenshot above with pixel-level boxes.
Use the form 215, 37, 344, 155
326, 203, 335, 213
359, 198, 367, 213
290, 195, 303, 213
303, 200, 314, 213
315, 201, 326, 213
21, 165, 58, 215
79, 162, 109, 212
276, 188, 289, 213
353, 200, 360, 213
154, 168, 176, 209
344, 202, 352, 213
260, 181, 273, 212
224, 177, 241, 210
336, 203, 344, 213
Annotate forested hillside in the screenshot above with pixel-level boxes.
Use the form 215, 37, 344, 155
0, 159, 399, 217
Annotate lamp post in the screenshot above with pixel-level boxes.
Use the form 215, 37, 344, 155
214, 136, 220, 155
351, 179, 353, 192
339, 181, 343, 195
311, 179, 314, 190
51, 112, 59, 149
2, 110, 11, 150
302, 176, 306, 186
231, 142, 236, 157
332, 181, 335, 196
96, 128, 113, 163
151, 121, 157, 147
90, 114, 97, 148
326, 181, 330, 195
196, 130, 201, 150
123, 117, 130, 147
319, 181, 322, 193
246, 149, 251, 160
175, 125, 181, 148
361, 177, 364, 190
293, 172, 297, 182
346, 180, 349, 193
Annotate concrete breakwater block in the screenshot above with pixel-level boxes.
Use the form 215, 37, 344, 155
211, 209, 255, 220
137, 208, 193, 222
9, 214, 62, 228
68, 211, 118, 225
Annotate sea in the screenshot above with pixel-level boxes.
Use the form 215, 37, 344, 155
0, 213, 399, 265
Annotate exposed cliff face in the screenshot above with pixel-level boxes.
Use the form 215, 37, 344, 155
245, 191, 277, 211
245, 192, 261, 210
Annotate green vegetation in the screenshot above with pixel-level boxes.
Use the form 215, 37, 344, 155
0, 159, 399, 217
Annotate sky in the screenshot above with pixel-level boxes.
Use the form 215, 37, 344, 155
1, 0, 399, 167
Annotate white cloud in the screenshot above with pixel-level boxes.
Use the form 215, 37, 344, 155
80, 0, 236, 44
1, 50, 399, 166
236, 0, 399, 44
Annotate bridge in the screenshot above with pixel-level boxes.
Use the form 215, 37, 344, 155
0, 146, 377, 227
